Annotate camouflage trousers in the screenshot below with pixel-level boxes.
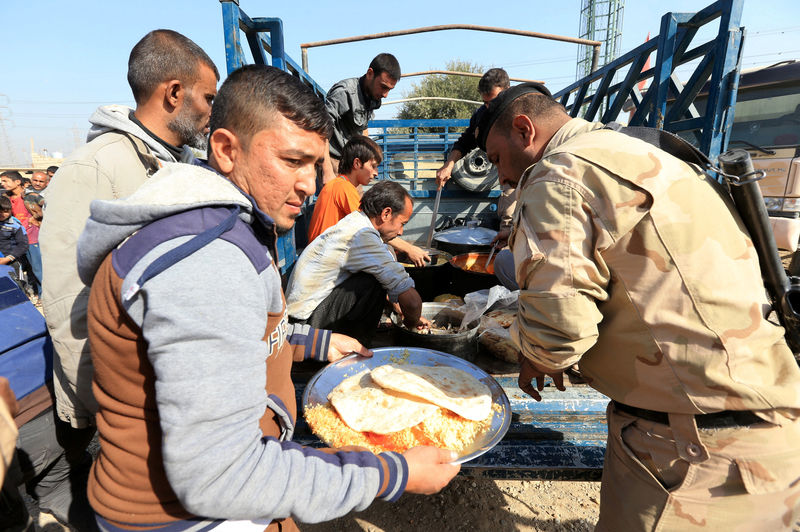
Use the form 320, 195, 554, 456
596, 403, 800, 531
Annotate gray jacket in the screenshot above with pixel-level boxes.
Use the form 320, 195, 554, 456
39, 104, 191, 427
77, 162, 406, 523
286, 211, 415, 320
325, 76, 381, 158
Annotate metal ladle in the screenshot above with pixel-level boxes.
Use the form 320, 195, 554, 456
485, 241, 499, 269
426, 186, 443, 249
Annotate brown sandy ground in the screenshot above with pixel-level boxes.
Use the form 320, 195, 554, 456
301, 478, 601, 532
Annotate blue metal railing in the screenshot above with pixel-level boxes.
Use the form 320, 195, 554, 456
220, 1, 328, 272
368, 119, 469, 189
221, 1, 326, 97
553, 0, 744, 162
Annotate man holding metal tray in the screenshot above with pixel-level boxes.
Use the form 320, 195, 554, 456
77, 65, 459, 531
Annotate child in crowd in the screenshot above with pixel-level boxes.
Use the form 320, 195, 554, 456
307, 135, 382, 243
0, 195, 29, 284
23, 193, 45, 297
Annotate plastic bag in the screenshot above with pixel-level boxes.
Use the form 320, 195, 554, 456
458, 285, 519, 331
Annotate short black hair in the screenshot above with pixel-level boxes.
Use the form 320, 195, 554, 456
478, 68, 510, 94
209, 65, 333, 148
0, 195, 11, 211
46, 165, 59, 174
369, 53, 401, 81
339, 135, 383, 174
127, 29, 219, 104
1, 171, 22, 183
360, 180, 411, 217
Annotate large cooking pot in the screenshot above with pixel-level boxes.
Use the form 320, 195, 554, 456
432, 225, 497, 256
449, 252, 500, 297
399, 250, 453, 301
391, 302, 479, 360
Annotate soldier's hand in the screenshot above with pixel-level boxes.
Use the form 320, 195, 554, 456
403, 446, 460, 494
327, 333, 372, 362
518, 355, 565, 401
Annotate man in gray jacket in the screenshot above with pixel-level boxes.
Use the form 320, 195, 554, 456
77, 64, 458, 530
322, 53, 400, 184
36, 28, 218, 526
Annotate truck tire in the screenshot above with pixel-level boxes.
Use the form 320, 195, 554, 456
451, 148, 498, 192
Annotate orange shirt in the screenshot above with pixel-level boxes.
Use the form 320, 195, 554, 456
307, 176, 360, 243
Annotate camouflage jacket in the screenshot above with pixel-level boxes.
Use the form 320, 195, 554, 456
509, 118, 800, 421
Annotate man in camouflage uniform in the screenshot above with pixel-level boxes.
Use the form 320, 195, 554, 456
476, 82, 800, 531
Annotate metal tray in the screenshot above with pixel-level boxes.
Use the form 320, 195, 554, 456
302, 346, 511, 465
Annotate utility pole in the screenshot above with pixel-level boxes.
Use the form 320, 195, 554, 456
0, 94, 19, 165
72, 125, 83, 153
576, 0, 624, 80
576, 0, 624, 116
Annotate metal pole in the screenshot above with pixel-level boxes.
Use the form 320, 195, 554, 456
590, 46, 600, 73
401, 70, 545, 84
300, 24, 602, 73
302, 24, 601, 49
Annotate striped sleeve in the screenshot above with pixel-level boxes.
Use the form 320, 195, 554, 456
375, 452, 408, 501
287, 322, 331, 362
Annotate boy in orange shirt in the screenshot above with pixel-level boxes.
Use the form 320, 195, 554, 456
307, 135, 380, 242
307, 136, 431, 265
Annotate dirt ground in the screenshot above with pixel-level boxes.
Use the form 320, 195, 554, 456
24, 476, 601, 532
301, 478, 601, 532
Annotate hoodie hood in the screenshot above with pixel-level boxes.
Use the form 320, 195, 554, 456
87, 104, 184, 163
77, 162, 252, 285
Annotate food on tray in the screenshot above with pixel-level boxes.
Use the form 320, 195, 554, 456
305, 403, 491, 454
371, 364, 492, 421
327, 370, 438, 434
305, 362, 494, 454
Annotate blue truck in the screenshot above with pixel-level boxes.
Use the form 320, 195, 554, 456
1, 0, 746, 482
217, 0, 746, 480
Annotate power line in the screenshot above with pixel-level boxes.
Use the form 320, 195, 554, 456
747, 26, 800, 37
12, 99, 131, 105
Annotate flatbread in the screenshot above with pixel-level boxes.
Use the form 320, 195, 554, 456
370, 364, 492, 421
485, 309, 516, 328
328, 370, 438, 434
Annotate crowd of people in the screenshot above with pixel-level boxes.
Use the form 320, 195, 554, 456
0, 29, 461, 532
0, 167, 55, 299
1, 20, 800, 532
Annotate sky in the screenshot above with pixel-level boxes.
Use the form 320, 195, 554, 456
0, 0, 797, 165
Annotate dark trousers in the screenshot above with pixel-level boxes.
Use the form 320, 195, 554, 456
0, 408, 97, 531
305, 272, 386, 346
